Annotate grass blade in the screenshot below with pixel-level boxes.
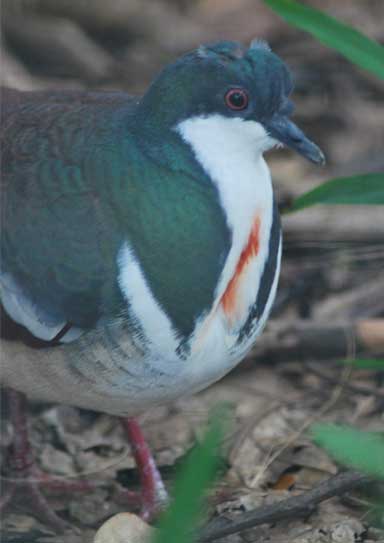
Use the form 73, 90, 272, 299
153, 411, 225, 543
263, 0, 384, 80
290, 173, 384, 212
341, 359, 384, 370
312, 424, 384, 479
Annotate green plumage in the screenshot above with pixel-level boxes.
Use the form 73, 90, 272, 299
2, 40, 305, 341
1, 88, 230, 338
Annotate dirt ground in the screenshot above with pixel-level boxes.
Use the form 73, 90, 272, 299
1, 1, 384, 541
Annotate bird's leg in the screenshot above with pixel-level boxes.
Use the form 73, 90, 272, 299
1, 388, 92, 532
120, 417, 168, 521
1, 390, 168, 530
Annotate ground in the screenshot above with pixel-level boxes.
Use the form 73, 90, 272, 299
1, 355, 383, 542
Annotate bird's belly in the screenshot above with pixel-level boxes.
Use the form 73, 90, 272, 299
45, 245, 280, 416
181, 210, 281, 397
183, 258, 279, 391
1, 255, 277, 417
1, 226, 280, 416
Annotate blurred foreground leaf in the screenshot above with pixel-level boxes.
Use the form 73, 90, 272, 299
263, 0, 384, 79
153, 409, 225, 543
341, 359, 384, 370
312, 424, 384, 480
290, 173, 384, 211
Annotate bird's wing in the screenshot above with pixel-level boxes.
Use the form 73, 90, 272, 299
1, 88, 137, 344
1, 88, 230, 345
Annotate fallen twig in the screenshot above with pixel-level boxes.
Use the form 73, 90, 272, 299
243, 318, 384, 368
199, 471, 369, 542
305, 361, 384, 399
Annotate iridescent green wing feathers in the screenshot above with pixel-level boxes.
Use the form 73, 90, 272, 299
1, 89, 230, 341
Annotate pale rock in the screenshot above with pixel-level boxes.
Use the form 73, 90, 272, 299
330, 519, 367, 542
94, 513, 156, 543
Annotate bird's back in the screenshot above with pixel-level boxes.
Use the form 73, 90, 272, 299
1, 87, 140, 342
0, 88, 150, 414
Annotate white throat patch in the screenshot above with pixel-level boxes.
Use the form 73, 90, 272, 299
176, 115, 276, 326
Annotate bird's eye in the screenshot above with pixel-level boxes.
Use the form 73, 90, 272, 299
224, 88, 249, 111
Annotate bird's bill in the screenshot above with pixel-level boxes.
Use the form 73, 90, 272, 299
265, 115, 325, 165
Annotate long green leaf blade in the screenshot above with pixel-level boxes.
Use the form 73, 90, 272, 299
263, 0, 384, 80
341, 359, 384, 370
290, 173, 384, 211
153, 413, 224, 543
312, 424, 384, 479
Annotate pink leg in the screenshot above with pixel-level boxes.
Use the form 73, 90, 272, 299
1, 388, 93, 532
1, 389, 168, 531
6, 388, 34, 472
120, 417, 168, 521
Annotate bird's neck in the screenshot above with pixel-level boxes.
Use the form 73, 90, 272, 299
107, 113, 276, 343
175, 114, 276, 329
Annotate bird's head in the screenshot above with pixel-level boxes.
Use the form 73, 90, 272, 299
138, 40, 324, 164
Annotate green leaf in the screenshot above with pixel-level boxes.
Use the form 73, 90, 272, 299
341, 359, 384, 370
290, 173, 384, 211
312, 424, 384, 479
153, 410, 225, 543
263, 0, 384, 80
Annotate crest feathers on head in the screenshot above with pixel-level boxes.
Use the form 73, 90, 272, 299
249, 38, 271, 52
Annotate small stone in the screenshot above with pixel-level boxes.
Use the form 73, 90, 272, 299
94, 513, 156, 543
330, 519, 367, 543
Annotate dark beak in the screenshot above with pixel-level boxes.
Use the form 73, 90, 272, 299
265, 115, 325, 165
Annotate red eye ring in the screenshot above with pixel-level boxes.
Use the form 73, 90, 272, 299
224, 88, 249, 111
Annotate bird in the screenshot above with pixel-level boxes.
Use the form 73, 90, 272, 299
0, 40, 324, 531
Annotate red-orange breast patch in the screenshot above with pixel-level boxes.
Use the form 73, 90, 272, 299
221, 216, 260, 318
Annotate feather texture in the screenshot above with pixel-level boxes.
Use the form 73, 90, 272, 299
1, 88, 230, 344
